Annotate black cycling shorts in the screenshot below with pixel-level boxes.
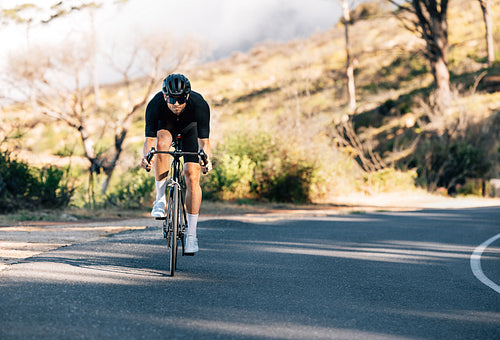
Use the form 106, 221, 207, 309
159, 122, 199, 164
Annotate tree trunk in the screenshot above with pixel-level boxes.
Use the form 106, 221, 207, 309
78, 123, 97, 161
414, 0, 451, 112
479, 0, 495, 67
101, 128, 127, 194
101, 165, 115, 195
431, 54, 451, 111
343, 0, 356, 112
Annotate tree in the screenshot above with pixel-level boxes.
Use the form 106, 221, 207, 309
388, 0, 451, 112
478, 0, 495, 67
1, 1, 104, 111
6, 33, 203, 197
1, 1, 101, 46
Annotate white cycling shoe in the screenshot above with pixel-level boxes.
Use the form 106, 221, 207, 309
151, 200, 166, 218
184, 235, 199, 255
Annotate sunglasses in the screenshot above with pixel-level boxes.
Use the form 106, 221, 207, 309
167, 96, 187, 104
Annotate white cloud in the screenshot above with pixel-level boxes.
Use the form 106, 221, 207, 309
0, 0, 341, 88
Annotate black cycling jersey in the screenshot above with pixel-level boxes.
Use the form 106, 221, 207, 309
145, 90, 210, 139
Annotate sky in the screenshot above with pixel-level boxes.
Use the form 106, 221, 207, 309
1, 0, 341, 56
0, 0, 343, 88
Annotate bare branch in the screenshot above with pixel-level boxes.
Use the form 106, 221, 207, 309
331, 117, 386, 173
4, 27, 205, 194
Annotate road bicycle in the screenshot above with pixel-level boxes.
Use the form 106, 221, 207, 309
146, 134, 208, 276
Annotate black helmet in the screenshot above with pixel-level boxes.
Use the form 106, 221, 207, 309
162, 74, 191, 96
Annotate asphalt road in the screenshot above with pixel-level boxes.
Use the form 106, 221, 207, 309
1, 207, 499, 339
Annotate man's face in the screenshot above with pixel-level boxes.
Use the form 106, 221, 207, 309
164, 94, 188, 115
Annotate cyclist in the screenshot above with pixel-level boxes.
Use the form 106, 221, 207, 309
140, 73, 212, 255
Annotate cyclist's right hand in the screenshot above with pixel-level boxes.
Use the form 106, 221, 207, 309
142, 147, 156, 172
141, 157, 153, 171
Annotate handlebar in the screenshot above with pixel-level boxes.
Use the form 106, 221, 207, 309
145, 147, 208, 172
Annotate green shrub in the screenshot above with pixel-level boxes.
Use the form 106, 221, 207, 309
203, 153, 255, 200
105, 167, 155, 209
0, 151, 74, 212
258, 162, 316, 203
202, 130, 319, 203
363, 168, 417, 192
456, 179, 484, 196
35, 166, 74, 208
412, 138, 490, 195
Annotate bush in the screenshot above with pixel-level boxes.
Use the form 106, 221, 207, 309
0, 151, 74, 212
105, 167, 155, 209
412, 137, 490, 195
203, 153, 255, 200
202, 130, 319, 203
363, 168, 417, 193
35, 166, 74, 208
258, 162, 316, 203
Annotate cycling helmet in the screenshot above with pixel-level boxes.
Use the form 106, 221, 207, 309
162, 74, 191, 96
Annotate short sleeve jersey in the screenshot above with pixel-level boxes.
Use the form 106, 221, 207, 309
144, 91, 210, 139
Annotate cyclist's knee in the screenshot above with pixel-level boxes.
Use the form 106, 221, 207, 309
184, 164, 200, 185
157, 130, 172, 150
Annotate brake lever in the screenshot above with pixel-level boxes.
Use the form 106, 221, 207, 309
199, 150, 209, 174
145, 147, 156, 172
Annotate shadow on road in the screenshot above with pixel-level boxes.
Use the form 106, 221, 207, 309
1, 207, 499, 339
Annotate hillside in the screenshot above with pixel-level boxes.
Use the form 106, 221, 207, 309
2, 0, 500, 205
204, 4, 496, 120
189, 0, 500, 198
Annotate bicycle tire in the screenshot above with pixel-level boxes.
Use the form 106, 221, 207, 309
179, 183, 188, 255
169, 186, 179, 276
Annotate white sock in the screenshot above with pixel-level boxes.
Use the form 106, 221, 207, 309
155, 180, 167, 203
186, 213, 198, 237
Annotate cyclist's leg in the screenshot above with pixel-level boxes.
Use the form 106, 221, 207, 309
181, 125, 202, 215
181, 127, 201, 253
155, 129, 172, 181
184, 162, 201, 254
184, 162, 202, 215
151, 129, 172, 217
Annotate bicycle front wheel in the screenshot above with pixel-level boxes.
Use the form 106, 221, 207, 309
169, 186, 179, 276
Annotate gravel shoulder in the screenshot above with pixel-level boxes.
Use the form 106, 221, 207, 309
1, 193, 499, 271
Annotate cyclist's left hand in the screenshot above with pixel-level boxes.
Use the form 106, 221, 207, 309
201, 159, 212, 174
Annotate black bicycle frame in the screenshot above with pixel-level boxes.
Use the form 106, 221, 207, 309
145, 134, 207, 275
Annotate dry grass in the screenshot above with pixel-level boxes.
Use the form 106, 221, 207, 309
1, 0, 499, 205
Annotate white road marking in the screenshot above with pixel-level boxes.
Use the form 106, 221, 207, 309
470, 233, 500, 294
